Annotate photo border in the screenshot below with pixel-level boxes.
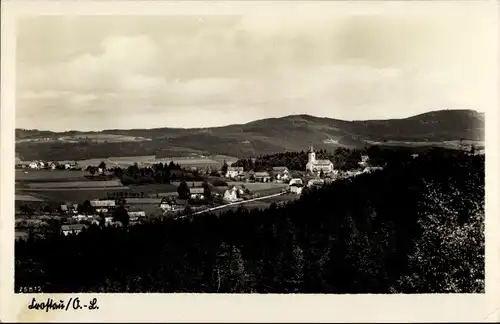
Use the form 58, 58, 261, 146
1, 1, 499, 322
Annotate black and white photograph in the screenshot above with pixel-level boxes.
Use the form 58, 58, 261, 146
2, 0, 499, 321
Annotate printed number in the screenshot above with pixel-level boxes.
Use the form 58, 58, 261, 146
18, 286, 42, 293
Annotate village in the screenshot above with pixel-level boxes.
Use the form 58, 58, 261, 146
15, 146, 384, 240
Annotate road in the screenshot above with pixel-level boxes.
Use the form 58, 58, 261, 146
190, 192, 286, 216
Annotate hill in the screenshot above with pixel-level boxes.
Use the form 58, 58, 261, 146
16, 109, 484, 161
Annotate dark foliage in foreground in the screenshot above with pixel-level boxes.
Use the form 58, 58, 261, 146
15, 148, 484, 293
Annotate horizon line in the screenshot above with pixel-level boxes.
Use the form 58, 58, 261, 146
15, 108, 482, 134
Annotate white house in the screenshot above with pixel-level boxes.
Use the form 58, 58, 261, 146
272, 167, 290, 181
28, 161, 40, 169
289, 184, 303, 195
225, 166, 244, 179
223, 187, 240, 202
305, 146, 334, 173
48, 162, 57, 170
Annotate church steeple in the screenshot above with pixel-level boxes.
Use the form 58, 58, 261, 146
308, 145, 316, 163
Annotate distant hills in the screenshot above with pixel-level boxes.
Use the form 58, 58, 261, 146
16, 109, 485, 161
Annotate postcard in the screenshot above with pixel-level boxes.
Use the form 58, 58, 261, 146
1, 0, 499, 322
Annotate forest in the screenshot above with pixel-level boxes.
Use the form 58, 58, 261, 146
15, 147, 484, 293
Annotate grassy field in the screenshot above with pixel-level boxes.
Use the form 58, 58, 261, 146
25, 180, 124, 189
15, 194, 43, 202
68, 154, 239, 169
17, 188, 129, 203
16, 170, 87, 181
128, 184, 178, 194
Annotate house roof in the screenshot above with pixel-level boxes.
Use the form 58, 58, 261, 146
254, 172, 270, 177
227, 166, 244, 171
272, 167, 289, 171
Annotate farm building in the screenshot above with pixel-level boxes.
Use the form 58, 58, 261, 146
61, 224, 86, 236
254, 172, 271, 182
225, 166, 244, 179
189, 187, 205, 200
306, 146, 334, 173
90, 200, 116, 208
272, 167, 290, 181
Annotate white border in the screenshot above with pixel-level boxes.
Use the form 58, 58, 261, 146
1, 1, 499, 322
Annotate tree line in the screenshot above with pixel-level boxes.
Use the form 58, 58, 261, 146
15, 147, 484, 293
230, 146, 409, 171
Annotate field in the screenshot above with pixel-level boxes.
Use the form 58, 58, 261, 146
52, 154, 239, 170
16, 170, 87, 181
17, 188, 129, 204
15, 194, 43, 202
25, 180, 124, 189
365, 140, 484, 150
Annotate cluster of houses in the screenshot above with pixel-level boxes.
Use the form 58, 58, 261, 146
225, 166, 289, 183
57, 199, 148, 235
17, 160, 79, 170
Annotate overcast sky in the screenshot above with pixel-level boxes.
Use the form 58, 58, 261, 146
16, 2, 498, 131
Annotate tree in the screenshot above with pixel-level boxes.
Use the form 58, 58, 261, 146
394, 179, 485, 293
221, 160, 228, 174
98, 161, 107, 172
77, 200, 95, 216
42, 205, 53, 214
88, 166, 97, 176
113, 205, 130, 227
202, 181, 212, 201
212, 243, 247, 293
177, 181, 191, 199
20, 204, 34, 218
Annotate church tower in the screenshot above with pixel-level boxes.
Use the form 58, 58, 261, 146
308, 145, 316, 163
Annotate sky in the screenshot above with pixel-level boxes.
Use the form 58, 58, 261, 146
16, 1, 498, 131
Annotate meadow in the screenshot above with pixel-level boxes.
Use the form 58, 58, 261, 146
16, 170, 87, 181
65, 154, 238, 169
25, 179, 124, 189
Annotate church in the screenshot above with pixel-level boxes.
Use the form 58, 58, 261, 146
305, 146, 334, 173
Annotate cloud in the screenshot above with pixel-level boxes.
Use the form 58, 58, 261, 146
16, 5, 498, 131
